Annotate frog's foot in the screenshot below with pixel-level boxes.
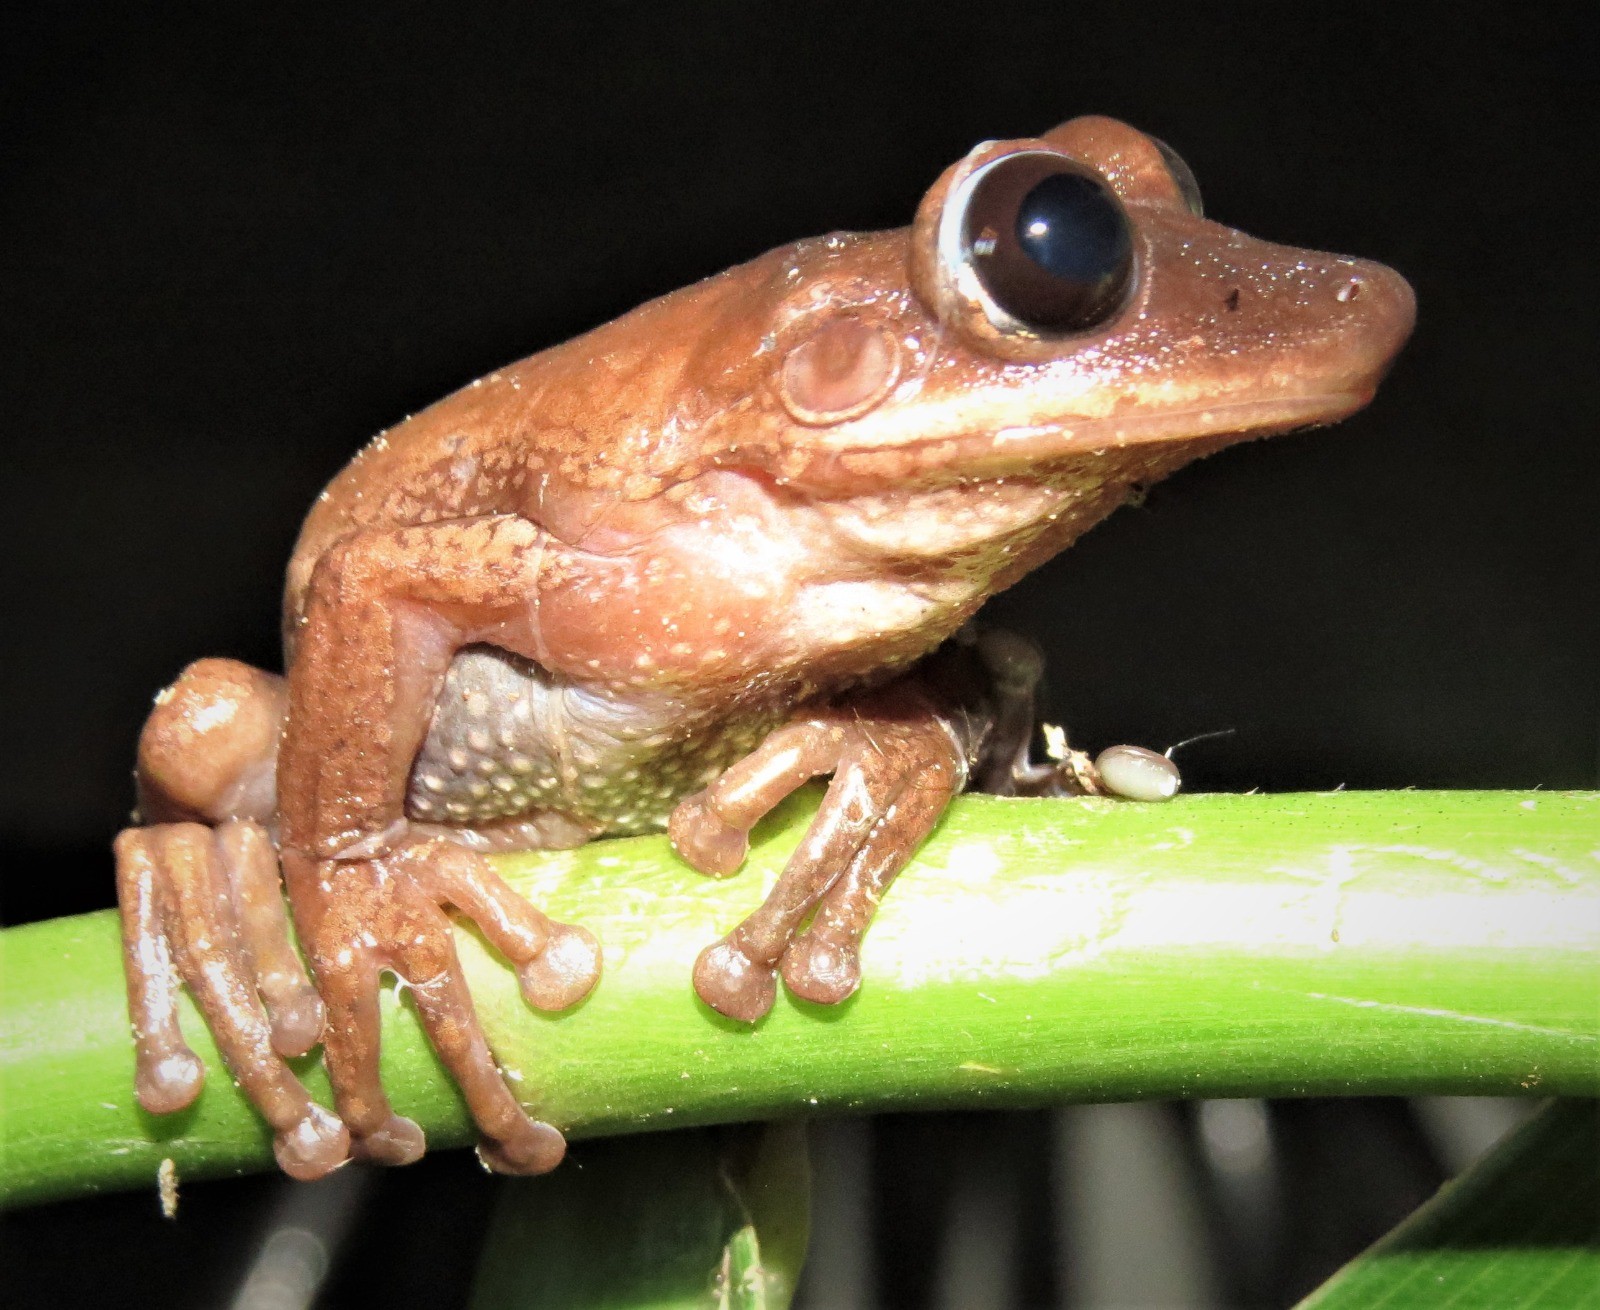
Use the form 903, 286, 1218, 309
113, 821, 348, 1180
285, 836, 599, 1175
671, 689, 965, 1022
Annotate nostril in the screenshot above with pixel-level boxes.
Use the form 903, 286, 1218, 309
1336, 277, 1364, 304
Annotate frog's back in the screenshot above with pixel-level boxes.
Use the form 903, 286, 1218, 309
281, 259, 782, 641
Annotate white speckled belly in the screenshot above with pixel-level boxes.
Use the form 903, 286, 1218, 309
406, 645, 780, 838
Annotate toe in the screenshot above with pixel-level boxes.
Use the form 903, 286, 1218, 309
781, 937, 862, 1006
668, 793, 750, 876
694, 939, 777, 1022
475, 1119, 567, 1175
273, 1105, 351, 1180
268, 989, 327, 1058
517, 923, 601, 1011
350, 1113, 427, 1167
135, 1048, 205, 1115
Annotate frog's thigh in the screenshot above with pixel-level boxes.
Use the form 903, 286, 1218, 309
130, 663, 320, 1048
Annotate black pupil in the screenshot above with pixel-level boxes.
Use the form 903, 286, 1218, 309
1015, 173, 1128, 286
963, 155, 1133, 333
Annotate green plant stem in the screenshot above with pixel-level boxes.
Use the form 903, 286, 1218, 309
3, 790, 1596, 1208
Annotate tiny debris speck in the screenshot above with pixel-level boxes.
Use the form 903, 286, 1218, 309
157, 1158, 179, 1220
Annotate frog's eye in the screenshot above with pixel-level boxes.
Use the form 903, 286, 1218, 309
1150, 136, 1204, 217
950, 151, 1134, 335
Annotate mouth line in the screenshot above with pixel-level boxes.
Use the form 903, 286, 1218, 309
984, 392, 1367, 447
933, 392, 1365, 456
791, 392, 1368, 487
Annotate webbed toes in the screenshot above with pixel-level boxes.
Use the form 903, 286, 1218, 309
683, 687, 965, 1021
116, 824, 338, 1156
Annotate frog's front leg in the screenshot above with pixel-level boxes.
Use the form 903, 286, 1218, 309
278, 514, 601, 1174
671, 630, 1183, 1023
671, 674, 977, 1022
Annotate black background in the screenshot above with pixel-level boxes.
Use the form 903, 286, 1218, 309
2, 4, 1593, 1307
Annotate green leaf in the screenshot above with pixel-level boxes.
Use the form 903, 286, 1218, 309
2, 790, 1596, 1206
1299, 1099, 1600, 1308
468, 1122, 809, 1309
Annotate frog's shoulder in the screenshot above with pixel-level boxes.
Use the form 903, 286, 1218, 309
280, 358, 545, 627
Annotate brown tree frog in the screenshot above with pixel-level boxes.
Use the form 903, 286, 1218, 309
113, 117, 1414, 1179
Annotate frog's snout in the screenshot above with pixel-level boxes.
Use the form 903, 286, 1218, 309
1328, 255, 1417, 396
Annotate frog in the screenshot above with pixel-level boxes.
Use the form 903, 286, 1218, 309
112, 116, 1415, 1181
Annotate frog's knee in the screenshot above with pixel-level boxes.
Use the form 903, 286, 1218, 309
136, 658, 286, 823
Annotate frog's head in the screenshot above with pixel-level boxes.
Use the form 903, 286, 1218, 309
530, 117, 1414, 673
660, 115, 1413, 581
708, 115, 1413, 474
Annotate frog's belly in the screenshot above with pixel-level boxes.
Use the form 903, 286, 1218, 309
406, 645, 778, 839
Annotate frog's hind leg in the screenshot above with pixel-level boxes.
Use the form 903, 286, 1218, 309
114, 659, 347, 1178
114, 823, 347, 1178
